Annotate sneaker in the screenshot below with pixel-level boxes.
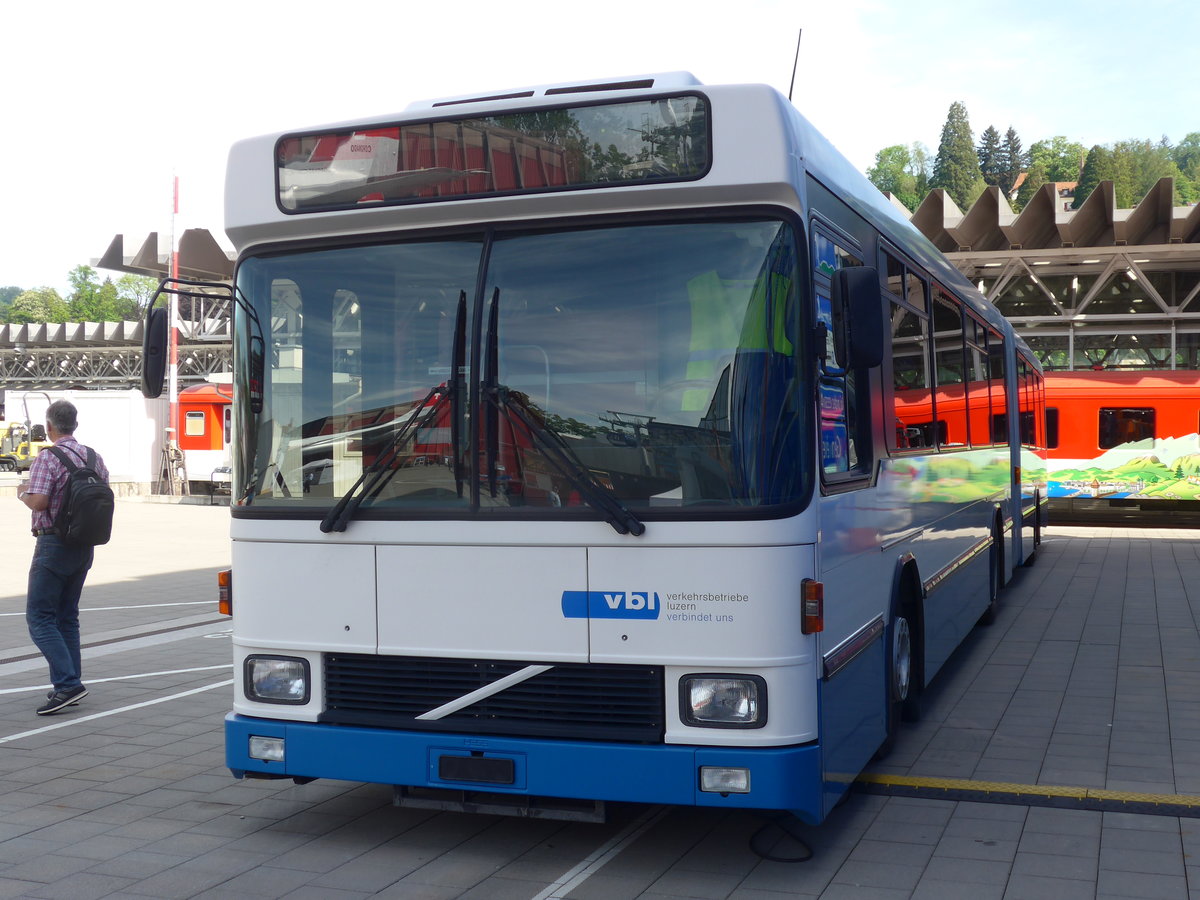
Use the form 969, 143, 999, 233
37, 685, 87, 715
45, 689, 82, 707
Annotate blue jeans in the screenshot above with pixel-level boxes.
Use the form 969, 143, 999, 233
26, 534, 93, 691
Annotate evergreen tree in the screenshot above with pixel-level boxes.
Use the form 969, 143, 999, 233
1174, 132, 1200, 179
1111, 145, 1136, 207
1074, 145, 1114, 208
977, 126, 1003, 186
931, 101, 984, 209
999, 127, 1024, 197
0, 285, 20, 321
1015, 163, 1048, 210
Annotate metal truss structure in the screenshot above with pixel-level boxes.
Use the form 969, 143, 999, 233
909, 177, 1200, 371
0, 230, 234, 391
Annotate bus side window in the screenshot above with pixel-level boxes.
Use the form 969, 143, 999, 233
988, 329, 1007, 444
884, 248, 931, 452
813, 225, 867, 477
932, 289, 967, 447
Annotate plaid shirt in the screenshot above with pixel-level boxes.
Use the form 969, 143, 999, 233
26, 437, 109, 531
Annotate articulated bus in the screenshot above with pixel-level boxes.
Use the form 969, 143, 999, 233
146, 73, 1045, 824
1044, 369, 1200, 519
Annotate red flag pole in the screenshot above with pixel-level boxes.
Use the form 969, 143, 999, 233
168, 176, 181, 494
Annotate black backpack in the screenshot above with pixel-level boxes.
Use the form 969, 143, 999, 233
48, 446, 114, 548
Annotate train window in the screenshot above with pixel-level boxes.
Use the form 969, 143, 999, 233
1046, 407, 1059, 449
1099, 407, 1154, 449
897, 420, 947, 448
184, 411, 206, 437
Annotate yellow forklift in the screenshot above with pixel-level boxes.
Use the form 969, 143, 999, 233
0, 421, 51, 472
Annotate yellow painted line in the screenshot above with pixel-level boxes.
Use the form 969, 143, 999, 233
857, 772, 1200, 808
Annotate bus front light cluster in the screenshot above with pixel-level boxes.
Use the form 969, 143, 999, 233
245, 656, 310, 704
680, 675, 766, 728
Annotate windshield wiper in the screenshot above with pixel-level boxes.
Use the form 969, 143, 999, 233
483, 385, 645, 536
320, 292, 467, 533
480, 290, 644, 537
319, 384, 450, 533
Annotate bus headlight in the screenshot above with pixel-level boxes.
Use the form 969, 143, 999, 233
245, 656, 310, 704
680, 675, 766, 728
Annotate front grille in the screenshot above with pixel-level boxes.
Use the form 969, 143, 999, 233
321, 654, 665, 743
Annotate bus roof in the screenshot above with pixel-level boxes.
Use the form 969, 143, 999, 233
224, 73, 1031, 364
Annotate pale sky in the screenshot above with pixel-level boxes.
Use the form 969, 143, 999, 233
2, 0, 1194, 295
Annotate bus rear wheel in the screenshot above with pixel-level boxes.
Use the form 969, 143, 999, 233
878, 604, 922, 758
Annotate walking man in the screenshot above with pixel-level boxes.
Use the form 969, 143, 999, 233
17, 400, 109, 715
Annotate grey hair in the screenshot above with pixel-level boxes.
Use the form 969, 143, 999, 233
45, 400, 78, 435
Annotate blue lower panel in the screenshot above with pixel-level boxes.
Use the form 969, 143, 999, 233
226, 714, 823, 818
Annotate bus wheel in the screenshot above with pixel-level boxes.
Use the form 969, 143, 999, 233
878, 604, 921, 759
896, 607, 923, 723
878, 615, 906, 758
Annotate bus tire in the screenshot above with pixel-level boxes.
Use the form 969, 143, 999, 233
876, 588, 922, 760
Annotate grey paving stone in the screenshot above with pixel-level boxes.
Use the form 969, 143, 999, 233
1002, 873, 1098, 900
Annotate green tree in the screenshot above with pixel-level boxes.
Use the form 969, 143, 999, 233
908, 142, 931, 197
66, 264, 142, 321
1015, 162, 1049, 210
67, 264, 104, 320
867, 144, 921, 209
0, 285, 20, 321
931, 101, 984, 209
115, 274, 160, 317
1175, 133, 1200, 171
999, 127, 1025, 197
977, 125, 1003, 187
7, 287, 68, 323
1074, 145, 1114, 208
1027, 136, 1086, 182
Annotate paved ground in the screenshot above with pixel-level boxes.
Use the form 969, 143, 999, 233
0, 497, 1198, 898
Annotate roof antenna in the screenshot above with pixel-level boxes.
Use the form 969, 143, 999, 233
788, 28, 803, 101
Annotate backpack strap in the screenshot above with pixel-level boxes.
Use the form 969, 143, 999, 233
47, 445, 79, 473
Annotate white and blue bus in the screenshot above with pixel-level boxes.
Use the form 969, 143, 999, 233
149, 73, 1046, 824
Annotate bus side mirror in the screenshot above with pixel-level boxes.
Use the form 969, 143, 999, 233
831, 266, 883, 370
141, 306, 169, 399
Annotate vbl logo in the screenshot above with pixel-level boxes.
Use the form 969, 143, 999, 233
561, 591, 660, 620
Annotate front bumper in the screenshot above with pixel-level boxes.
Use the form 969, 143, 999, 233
226, 713, 823, 818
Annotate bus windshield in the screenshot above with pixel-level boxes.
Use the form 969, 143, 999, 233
233, 218, 808, 517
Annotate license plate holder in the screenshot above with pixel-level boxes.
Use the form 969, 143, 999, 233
437, 754, 516, 785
